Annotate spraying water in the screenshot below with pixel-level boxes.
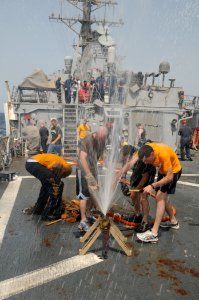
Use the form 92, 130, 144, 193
93, 117, 123, 215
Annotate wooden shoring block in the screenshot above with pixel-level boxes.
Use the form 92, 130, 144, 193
79, 226, 101, 255
109, 226, 133, 256
110, 220, 128, 242
79, 217, 134, 256
80, 217, 101, 243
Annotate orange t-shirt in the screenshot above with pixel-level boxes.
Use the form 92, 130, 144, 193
148, 143, 181, 174
32, 153, 71, 173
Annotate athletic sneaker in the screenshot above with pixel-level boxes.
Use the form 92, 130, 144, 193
78, 220, 90, 232
135, 222, 151, 233
136, 230, 158, 243
22, 206, 41, 215
160, 221, 179, 229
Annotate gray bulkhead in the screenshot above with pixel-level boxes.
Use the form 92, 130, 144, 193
125, 86, 184, 149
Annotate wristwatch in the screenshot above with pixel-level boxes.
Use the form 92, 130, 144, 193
151, 184, 155, 189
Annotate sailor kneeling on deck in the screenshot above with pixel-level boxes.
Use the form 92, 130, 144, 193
25, 153, 72, 221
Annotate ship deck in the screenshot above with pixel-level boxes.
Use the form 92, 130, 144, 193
0, 151, 199, 300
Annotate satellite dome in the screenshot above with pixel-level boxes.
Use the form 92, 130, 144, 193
159, 62, 170, 74
98, 35, 114, 46
96, 25, 106, 35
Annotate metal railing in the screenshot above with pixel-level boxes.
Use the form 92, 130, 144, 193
0, 136, 13, 171
183, 95, 199, 109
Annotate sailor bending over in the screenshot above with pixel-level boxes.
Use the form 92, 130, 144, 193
25, 153, 72, 221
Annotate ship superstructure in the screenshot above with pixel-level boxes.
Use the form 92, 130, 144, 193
124, 62, 199, 149
3, 0, 199, 160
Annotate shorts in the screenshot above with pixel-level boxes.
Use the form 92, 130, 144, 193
156, 169, 182, 194
76, 168, 90, 200
130, 161, 156, 188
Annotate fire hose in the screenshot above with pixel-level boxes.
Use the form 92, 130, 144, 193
108, 184, 176, 228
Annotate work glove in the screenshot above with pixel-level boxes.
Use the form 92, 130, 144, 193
120, 182, 131, 197
85, 174, 98, 191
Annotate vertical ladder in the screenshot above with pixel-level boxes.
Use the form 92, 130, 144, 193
63, 104, 77, 158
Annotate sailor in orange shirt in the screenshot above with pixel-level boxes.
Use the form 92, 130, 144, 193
120, 143, 182, 243
25, 153, 72, 221
136, 143, 182, 243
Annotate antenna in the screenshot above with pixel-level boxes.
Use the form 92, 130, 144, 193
49, 0, 123, 52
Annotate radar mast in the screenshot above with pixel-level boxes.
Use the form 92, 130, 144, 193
49, 0, 123, 53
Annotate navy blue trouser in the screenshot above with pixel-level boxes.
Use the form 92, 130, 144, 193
25, 162, 64, 217
180, 141, 191, 159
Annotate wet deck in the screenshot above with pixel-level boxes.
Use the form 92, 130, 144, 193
0, 152, 199, 300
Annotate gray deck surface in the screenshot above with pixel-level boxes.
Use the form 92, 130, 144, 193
0, 151, 199, 300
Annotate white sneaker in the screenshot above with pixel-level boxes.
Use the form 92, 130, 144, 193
137, 230, 158, 243
78, 220, 90, 232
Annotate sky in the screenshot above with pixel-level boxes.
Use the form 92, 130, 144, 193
0, 0, 199, 112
